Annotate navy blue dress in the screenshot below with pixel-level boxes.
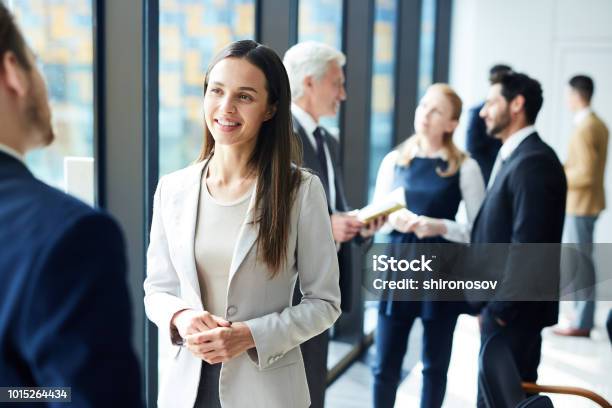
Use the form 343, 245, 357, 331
373, 157, 467, 408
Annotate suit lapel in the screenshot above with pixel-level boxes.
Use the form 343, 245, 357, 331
228, 179, 260, 283
471, 132, 539, 240
293, 116, 321, 174
171, 159, 207, 297
172, 158, 259, 295
293, 117, 336, 211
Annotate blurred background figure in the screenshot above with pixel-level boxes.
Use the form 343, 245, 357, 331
474, 71, 567, 407
554, 75, 609, 338
465, 64, 512, 185
0, 3, 142, 406
371, 83, 485, 408
284, 41, 385, 408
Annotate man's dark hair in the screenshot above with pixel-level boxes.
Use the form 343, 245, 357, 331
492, 71, 543, 125
489, 64, 512, 84
0, 2, 31, 71
569, 75, 594, 103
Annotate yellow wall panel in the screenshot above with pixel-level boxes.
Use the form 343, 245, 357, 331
50, 6, 70, 39
160, 72, 182, 108
160, 25, 182, 62
186, 4, 207, 36
185, 95, 204, 122
184, 49, 204, 86
372, 75, 392, 113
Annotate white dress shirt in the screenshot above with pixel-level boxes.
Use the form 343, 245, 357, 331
0, 143, 25, 163
488, 125, 536, 189
291, 103, 337, 211
573, 107, 592, 126
373, 146, 485, 243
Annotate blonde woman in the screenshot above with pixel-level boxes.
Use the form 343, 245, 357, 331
371, 84, 485, 408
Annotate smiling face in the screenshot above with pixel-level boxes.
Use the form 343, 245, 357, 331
308, 61, 346, 119
413, 87, 458, 145
204, 57, 274, 153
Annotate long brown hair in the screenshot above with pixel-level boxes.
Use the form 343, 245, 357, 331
397, 83, 466, 177
197, 40, 302, 277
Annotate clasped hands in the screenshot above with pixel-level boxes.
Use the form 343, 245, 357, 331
172, 309, 255, 365
388, 209, 447, 239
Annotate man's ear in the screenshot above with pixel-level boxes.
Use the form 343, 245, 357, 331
264, 104, 277, 121
0, 52, 29, 98
510, 94, 525, 115
303, 75, 314, 90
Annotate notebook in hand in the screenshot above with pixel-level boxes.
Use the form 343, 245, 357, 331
356, 187, 405, 223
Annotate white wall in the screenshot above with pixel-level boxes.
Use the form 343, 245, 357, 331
449, 0, 612, 242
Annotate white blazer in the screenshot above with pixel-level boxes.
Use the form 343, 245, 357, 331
144, 160, 341, 408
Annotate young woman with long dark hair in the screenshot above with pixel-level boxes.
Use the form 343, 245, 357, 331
144, 40, 341, 408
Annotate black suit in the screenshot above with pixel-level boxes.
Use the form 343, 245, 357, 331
293, 116, 354, 310
471, 133, 566, 405
292, 115, 356, 408
0, 151, 142, 407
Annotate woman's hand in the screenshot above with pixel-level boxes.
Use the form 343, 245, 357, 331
410, 216, 447, 239
185, 322, 255, 364
388, 208, 418, 233
171, 309, 231, 340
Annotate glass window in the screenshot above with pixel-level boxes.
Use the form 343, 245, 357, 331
297, 0, 343, 133
159, 0, 256, 177
368, 0, 398, 201
298, 0, 343, 50
417, 0, 437, 99
157, 0, 256, 385
10, 1, 95, 203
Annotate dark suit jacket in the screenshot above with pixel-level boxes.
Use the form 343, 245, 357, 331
0, 151, 142, 407
293, 116, 355, 312
471, 133, 567, 329
466, 102, 502, 185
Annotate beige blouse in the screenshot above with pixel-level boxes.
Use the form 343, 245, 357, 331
194, 177, 252, 318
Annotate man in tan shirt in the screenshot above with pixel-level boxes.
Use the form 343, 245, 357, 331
555, 75, 609, 337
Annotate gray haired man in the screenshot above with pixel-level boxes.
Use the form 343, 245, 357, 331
284, 41, 385, 408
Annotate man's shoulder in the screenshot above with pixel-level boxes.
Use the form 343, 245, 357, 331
582, 113, 609, 137
324, 131, 340, 148
0, 176, 121, 275
20, 176, 97, 217
9, 176, 116, 241
509, 135, 563, 179
513, 147, 558, 170
532, 134, 560, 160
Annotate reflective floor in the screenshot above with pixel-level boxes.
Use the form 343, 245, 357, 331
328, 301, 612, 407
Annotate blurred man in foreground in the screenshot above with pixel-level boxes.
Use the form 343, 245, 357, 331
0, 4, 142, 406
